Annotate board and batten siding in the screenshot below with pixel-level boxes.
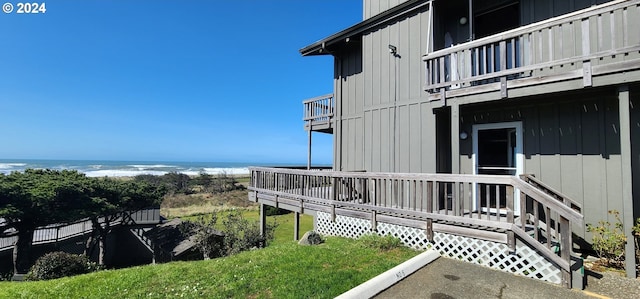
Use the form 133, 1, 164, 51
334, 2, 434, 173
363, 0, 411, 19
458, 87, 635, 238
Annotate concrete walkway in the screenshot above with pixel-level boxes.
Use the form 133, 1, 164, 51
373, 257, 595, 299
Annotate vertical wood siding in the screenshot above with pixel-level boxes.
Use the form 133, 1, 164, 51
364, 0, 410, 19
360, 4, 432, 173
520, 0, 612, 24
459, 89, 624, 237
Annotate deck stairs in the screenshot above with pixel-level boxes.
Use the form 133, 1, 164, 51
0, 208, 162, 254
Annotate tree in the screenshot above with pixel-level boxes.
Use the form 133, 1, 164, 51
83, 178, 166, 265
0, 169, 91, 275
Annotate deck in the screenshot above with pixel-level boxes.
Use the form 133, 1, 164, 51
248, 167, 583, 288
423, 0, 640, 101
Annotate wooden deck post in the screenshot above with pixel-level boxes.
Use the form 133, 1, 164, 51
426, 181, 434, 242
259, 203, 266, 237
618, 85, 636, 278
294, 212, 300, 241
559, 216, 571, 288
506, 186, 515, 252
451, 103, 460, 175
307, 130, 312, 170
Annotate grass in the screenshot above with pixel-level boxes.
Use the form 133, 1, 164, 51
0, 237, 419, 298
0, 183, 417, 298
161, 189, 255, 218
181, 210, 315, 245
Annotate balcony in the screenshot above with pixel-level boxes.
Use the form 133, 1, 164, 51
424, 0, 640, 99
303, 93, 334, 133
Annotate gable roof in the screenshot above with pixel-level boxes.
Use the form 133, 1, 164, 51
300, 0, 431, 56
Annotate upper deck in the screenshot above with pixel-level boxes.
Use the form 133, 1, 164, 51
424, 0, 640, 103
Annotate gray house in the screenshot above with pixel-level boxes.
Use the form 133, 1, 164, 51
249, 0, 640, 288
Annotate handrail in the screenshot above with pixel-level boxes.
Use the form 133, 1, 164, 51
511, 176, 583, 225
249, 167, 584, 282
520, 174, 582, 212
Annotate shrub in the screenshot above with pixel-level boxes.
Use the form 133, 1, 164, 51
358, 233, 403, 251
26, 252, 101, 281
633, 217, 640, 272
586, 210, 627, 268
0, 271, 13, 281
221, 210, 276, 255
181, 210, 277, 259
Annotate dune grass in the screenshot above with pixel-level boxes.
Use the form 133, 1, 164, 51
0, 236, 419, 298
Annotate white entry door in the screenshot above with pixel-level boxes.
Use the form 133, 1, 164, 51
472, 122, 523, 214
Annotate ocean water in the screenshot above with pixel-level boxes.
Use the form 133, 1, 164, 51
0, 159, 302, 177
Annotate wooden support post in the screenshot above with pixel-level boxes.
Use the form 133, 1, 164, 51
371, 211, 377, 232
259, 204, 266, 237
618, 85, 636, 278
331, 204, 336, 223
294, 212, 300, 241
506, 186, 515, 252
307, 130, 312, 170
559, 216, 572, 289
451, 103, 460, 175
426, 219, 434, 243
426, 181, 434, 242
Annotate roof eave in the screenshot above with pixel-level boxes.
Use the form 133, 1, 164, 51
299, 0, 430, 57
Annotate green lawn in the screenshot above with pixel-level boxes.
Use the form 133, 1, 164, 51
180, 210, 314, 245
0, 236, 419, 299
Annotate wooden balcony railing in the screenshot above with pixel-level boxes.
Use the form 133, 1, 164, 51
424, 0, 640, 93
303, 93, 334, 133
248, 167, 583, 287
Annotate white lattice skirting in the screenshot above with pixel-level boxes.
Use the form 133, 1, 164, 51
315, 212, 562, 284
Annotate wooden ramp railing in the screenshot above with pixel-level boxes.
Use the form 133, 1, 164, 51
248, 167, 583, 288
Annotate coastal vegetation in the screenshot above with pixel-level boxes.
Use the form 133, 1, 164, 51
0, 169, 165, 274
0, 236, 419, 298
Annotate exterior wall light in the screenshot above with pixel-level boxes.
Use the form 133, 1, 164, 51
459, 17, 468, 25
460, 131, 468, 140
388, 44, 397, 55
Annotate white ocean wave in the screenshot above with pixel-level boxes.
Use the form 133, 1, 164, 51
128, 164, 177, 169
84, 169, 168, 177
202, 167, 250, 175
177, 167, 250, 176
0, 163, 28, 169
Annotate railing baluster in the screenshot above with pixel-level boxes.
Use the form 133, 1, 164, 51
534, 201, 540, 241
485, 184, 490, 220
545, 206, 552, 249
495, 185, 501, 222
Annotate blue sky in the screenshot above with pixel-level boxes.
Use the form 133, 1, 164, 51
0, 0, 361, 164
